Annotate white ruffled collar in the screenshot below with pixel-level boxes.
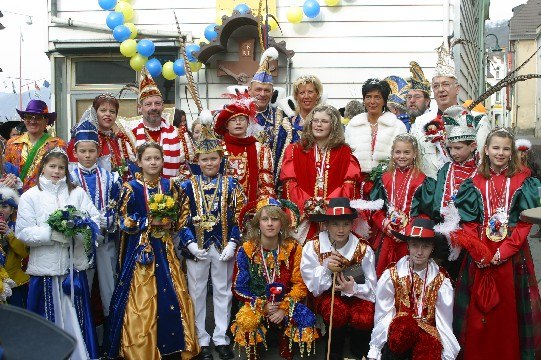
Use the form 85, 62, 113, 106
39, 175, 67, 192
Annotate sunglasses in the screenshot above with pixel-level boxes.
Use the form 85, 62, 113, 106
23, 115, 47, 122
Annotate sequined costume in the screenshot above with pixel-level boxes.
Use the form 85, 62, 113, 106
108, 174, 199, 359
232, 238, 318, 357
368, 256, 459, 360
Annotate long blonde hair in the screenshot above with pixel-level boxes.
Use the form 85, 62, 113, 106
293, 75, 324, 115
300, 104, 346, 151
386, 133, 422, 174
478, 128, 522, 179
245, 205, 291, 247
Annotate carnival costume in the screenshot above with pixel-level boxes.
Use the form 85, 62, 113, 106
280, 141, 361, 244
368, 219, 460, 360
0, 186, 29, 308
0, 243, 16, 303
301, 198, 377, 359
69, 108, 122, 322
108, 173, 199, 359
370, 165, 434, 276
6, 100, 66, 191
131, 68, 195, 179
16, 170, 101, 360
453, 163, 541, 360
384, 75, 411, 131
231, 199, 318, 359
214, 96, 275, 203
177, 127, 245, 354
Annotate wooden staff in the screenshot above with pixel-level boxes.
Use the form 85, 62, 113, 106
326, 271, 338, 360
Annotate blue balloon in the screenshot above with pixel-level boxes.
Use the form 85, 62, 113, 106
303, 0, 321, 18
234, 3, 251, 14
185, 44, 201, 62
106, 12, 124, 30
98, 0, 117, 10
113, 24, 131, 42
137, 39, 156, 57
146, 58, 163, 78
204, 24, 218, 42
173, 59, 186, 76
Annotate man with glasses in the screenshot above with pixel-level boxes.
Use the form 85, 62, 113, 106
5, 100, 66, 191
131, 68, 194, 179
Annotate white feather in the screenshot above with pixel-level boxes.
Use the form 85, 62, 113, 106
199, 109, 214, 125
277, 96, 296, 118
0, 184, 20, 205
515, 138, 532, 150
226, 85, 248, 95
259, 47, 279, 65
350, 198, 384, 211
434, 204, 460, 237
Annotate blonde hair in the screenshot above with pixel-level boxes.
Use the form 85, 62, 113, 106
300, 104, 346, 151
478, 128, 522, 179
245, 205, 291, 246
293, 75, 324, 114
387, 133, 422, 174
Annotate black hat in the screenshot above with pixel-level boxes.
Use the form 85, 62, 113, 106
309, 197, 358, 222
391, 218, 449, 259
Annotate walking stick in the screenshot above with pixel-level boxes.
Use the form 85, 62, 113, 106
326, 271, 338, 360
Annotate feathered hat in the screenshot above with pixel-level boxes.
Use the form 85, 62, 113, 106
516, 139, 532, 152
214, 92, 258, 136
138, 67, 162, 103
70, 107, 99, 146
238, 197, 300, 232
384, 75, 410, 111
252, 47, 278, 85
0, 185, 19, 208
442, 105, 484, 143
195, 111, 225, 155
408, 61, 431, 95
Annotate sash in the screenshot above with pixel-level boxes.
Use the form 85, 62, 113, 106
20, 133, 51, 181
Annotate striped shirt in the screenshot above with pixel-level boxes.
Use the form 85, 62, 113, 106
132, 118, 194, 178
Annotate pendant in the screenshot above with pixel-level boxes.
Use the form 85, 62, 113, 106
316, 176, 324, 189
199, 214, 217, 232
486, 210, 508, 242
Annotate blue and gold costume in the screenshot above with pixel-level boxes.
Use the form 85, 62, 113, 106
108, 174, 199, 359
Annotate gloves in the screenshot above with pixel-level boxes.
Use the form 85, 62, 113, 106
51, 230, 69, 246
219, 241, 237, 262
187, 243, 208, 261
99, 213, 109, 229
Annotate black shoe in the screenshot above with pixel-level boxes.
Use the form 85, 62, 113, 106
215, 345, 234, 359
199, 346, 213, 360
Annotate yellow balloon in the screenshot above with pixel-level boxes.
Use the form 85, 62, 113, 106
189, 62, 202, 72
216, 10, 228, 25
263, 13, 278, 31
115, 1, 134, 22
325, 0, 340, 6
130, 53, 148, 71
125, 22, 137, 39
162, 61, 177, 80
286, 6, 303, 24
120, 39, 137, 57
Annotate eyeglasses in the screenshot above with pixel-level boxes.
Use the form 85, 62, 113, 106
431, 82, 457, 91
406, 94, 425, 100
23, 115, 46, 122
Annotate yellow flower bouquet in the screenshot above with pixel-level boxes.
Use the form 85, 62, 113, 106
148, 193, 178, 238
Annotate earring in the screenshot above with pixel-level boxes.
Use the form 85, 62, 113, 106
258, 229, 261, 238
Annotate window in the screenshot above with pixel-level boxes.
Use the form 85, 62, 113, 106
495, 91, 501, 102
74, 59, 135, 86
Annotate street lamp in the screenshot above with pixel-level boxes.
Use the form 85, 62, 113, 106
485, 33, 507, 127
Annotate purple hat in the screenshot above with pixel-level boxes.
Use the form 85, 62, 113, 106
16, 100, 57, 125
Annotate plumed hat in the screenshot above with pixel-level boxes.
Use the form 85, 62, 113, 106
384, 75, 410, 111
251, 47, 278, 85
443, 105, 484, 143
408, 61, 431, 95
0, 185, 19, 208
214, 93, 258, 136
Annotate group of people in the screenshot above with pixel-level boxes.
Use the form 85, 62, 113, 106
0, 41, 539, 360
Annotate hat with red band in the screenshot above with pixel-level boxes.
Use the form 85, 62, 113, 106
309, 197, 358, 222
391, 218, 438, 242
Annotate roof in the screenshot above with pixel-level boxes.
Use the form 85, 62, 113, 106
509, 0, 541, 40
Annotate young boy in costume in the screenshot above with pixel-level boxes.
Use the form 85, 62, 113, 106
178, 126, 246, 360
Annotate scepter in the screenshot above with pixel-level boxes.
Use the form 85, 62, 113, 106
327, 271, 338, 360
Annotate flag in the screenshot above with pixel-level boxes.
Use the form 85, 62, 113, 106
34, 82, 40, 90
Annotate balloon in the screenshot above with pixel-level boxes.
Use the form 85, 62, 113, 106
113, 24, 131, 42
189, 62, 202, 72
234, 3, 251, 14
106, 11, 124, 30
125, 22, 137, 39
162, 61, 177, 80
204, 24, 218, 42
120, 39, 137, 57
324, 0, 340, 5
287, 6, 303, 23
263, 13, 279, 31
130, 54, 148, 71
173, 59, 186, 76
185, 44, 200, 62
98, 0, 117, 11
216, 10, 228, 25
145, 58, 162, 78
137, 39, 156, 57
303, 0, 321, 18
114, 1, 134, 22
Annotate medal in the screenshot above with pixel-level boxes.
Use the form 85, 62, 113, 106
485, 176, 510, 243
314, 145, 328, 191
388, 208, 409, 229
199, 214, 217, 232
387, 168, 413, 230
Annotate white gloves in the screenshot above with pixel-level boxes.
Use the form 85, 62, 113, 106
51, 230, 69, 246
187, 243, 208, 261
0, 278, 16, 302
219, 241, 237, 262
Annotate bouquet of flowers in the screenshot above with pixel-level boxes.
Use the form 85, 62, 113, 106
304, 197, 326, 218
369, 160, 389, 182
47, 205, 99, 259
148, 193, 178, 238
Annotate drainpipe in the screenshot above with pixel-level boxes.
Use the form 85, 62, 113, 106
477, 0, 487, 97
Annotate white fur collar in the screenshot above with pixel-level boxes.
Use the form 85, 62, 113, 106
348, 111, 399, 127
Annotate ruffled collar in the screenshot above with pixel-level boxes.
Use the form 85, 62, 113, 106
77, 163, 98, 173
243, 237, 296, 263
489, 165, 508, 176
39, 175, 67, 192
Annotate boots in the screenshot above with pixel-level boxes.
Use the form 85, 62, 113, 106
325, 326, 346, 360
350, 328, 371, 359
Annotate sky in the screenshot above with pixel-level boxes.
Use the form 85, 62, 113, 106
0, 0, 530, 95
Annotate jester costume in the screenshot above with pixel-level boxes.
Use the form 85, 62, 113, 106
108, 174, 199, 359
453, 169, 541, 360
369, 168, 434, 276
232, 237, 318, 358
280, 143, 361, 244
